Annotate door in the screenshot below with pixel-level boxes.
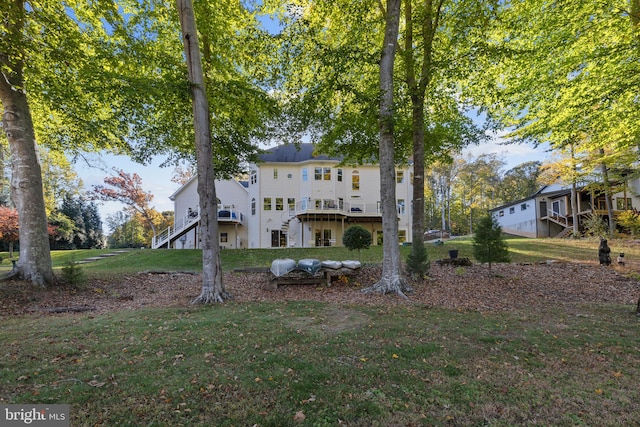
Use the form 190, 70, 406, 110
271, 230, 287, 247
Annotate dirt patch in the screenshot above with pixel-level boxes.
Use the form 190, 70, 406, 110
1, 261, 639, 317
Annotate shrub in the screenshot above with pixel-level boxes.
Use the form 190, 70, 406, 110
61, 258, 87, 287
342, 226, 372, 260
582, 212, 609, 238
616, 210, 640, 236
406, 240, 430, 279
473, 214, 510, 269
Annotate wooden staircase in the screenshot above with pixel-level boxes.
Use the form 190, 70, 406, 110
555, 227, 574, 239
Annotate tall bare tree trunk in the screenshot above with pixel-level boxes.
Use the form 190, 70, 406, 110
363, 0, 410, 297
570, 144, 579, 236
0, 0, 53, 286
404, 0, 441, 274
177, 0, 229, 303
599, 148, 615, 237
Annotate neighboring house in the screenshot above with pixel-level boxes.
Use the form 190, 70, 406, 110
491, 177, 640, 238
152, 143, 414, 249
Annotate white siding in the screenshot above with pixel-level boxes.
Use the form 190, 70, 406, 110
493, 198, 537, 238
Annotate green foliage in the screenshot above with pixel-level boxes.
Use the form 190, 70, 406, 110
496, 161, 542, 204
472, 214, 510, 267
616, 210, 640, 236
405, 241, 430, 279
475, 0, 640, 154
342, 226, 372, 259
582, 212, 609, 238
60, 258, 86, 287
53, 195, 105, 249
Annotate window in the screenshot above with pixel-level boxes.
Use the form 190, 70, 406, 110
288, 198, 296, 211
273, 168, 278, 179
275, 197, 284, 211
338, 198, 344, 210
220, 233, 228, 243
396, 170, 404, 183
521, 203, 527, 211
323, 167, 331, 180
377, 201, 382, 213
337, 168, 343, 182
499, 210, 504, 217
250, 170, 257, 185
397, 199, 405, 215
509, 207, 515, 214
616, 197, 632, 210
263, 197, 272, 211
315, 199, 322, 209
398, 229, 407, 243
251, 198, 256, 215
314, 167, 322, 180
302, 168, 308, 182
352, 171, 360, 190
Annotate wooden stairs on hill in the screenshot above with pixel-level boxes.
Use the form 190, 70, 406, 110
555, 228, 574, 239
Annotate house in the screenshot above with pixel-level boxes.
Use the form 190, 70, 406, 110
152, 177, 249, 249
152, 143, 414, 249
491, 177, 640, 238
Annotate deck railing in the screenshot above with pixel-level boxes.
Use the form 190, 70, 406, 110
152, 205, 245, 248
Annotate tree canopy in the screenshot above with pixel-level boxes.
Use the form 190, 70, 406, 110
475, 0, 640, 154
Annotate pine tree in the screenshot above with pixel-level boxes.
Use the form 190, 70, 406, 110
473, 214, 510, 269
406, 240, 430, 280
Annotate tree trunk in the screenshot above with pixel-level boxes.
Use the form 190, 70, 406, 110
0, 0, 54, 286
176, 0, 230, 303
570, 144, 579, 236
362, 0, 410, 298
599, 148, 615, 236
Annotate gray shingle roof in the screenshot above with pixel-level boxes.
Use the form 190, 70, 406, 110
258, 143, 341, 163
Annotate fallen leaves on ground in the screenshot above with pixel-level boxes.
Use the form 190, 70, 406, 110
0, 261, 638, 317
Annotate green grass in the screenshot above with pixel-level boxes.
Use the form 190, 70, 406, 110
0, 303, 638, 426
2, 235, 633, 277
1, 237, 639, 425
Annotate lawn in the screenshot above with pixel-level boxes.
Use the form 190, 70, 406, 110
0, 237, 639, 426
1, 302, 638, 426
1, 235, 635, 276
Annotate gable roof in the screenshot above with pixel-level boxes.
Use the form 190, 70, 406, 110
258, 143, 342, 163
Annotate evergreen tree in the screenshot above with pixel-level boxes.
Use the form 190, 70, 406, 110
82, 201, 105, 249
57, 195, 105, 249
405, 240, 430, 280
473, 214, 510, 269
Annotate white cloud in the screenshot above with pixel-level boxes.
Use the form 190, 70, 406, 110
462, 131, 551, 170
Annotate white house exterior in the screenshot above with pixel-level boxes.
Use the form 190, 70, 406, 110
152, 143, 414, 249
153, 177, 249, 249
491, 178, 640, 238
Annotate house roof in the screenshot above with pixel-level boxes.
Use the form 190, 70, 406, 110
489, 186, 547, 212
258, 143, 342, 163
490, 184, 581, 212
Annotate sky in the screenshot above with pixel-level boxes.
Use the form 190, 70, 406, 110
75, 134, 551, 235
74, 153, 179, 233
